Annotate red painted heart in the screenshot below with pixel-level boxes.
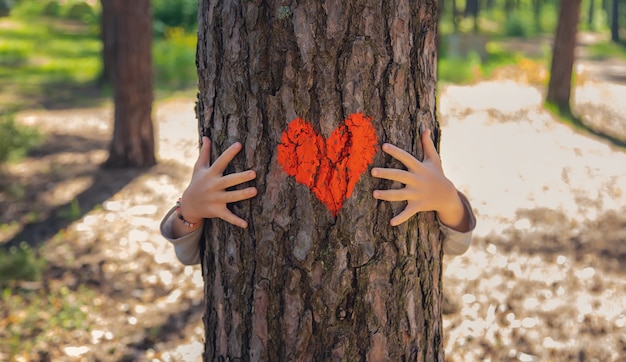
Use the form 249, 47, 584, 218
277, 113, 379, 216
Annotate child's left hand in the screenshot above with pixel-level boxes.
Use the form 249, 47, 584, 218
371, 129, 470, 231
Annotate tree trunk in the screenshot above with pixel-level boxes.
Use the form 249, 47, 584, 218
588, 0, 595, 30
197, 0, 443, 360
611, 0, 619, 42
103, 0, 156, 168
452, 0, 460, 32
464, 0, 480, 32
546, 0, 581, 113
533, 0, 543, 32
98, 0, 115, 87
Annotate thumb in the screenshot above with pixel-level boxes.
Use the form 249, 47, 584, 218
195, 136, 211, 170
422, 129, 440, 163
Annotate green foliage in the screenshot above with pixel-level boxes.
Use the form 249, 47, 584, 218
0, 114, 43, 164
153, 27, 198, 90
440, 1, 559, 37
0, 38, 28, 67
587, 40, 626, 60
439, 52, 482, 84
504, 11, 536, 38
57, 199, 83, 221
10, 0, 100, 25
0, 0, 12, 15
1, 284, 93, 357
438, 42, 522, 84
0, 243, 46, 285
0, 17, 102, 111
152, 0, 198, 37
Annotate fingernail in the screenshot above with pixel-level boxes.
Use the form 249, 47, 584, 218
240, 221, 247, 228
371, 169, 378, 176
373, 191, 380, 198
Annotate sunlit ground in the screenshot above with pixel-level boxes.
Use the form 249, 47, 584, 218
440, 80, 626, 361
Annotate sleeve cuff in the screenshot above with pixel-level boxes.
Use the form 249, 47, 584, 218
160, 207, 203, 265
439, 191, 476, 256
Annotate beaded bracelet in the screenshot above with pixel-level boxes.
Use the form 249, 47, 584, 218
176, 197, 198, 228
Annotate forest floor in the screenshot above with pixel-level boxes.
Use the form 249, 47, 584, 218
1, 46, 626, 361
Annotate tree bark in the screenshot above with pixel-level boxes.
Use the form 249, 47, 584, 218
103, 0, 156, 168
546, 0, 581, 113
197, 0, 443, 360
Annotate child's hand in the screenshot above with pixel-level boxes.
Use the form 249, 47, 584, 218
371, 130, 469, 231
180, 136, 257, 228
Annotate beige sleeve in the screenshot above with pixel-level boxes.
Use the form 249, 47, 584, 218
439, 192, 476, 256
160, 207, 202, 265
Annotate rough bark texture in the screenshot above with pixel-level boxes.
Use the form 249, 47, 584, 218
197, 1, 443, 360
546, 0, 581, 112
103, 0, 156, 168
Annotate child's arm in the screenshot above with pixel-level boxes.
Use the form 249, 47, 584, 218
161, 137, 257, 264
371, 129, 476, 255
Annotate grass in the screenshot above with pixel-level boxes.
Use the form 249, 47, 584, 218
438, 38, 545, 85
586, 40, 626, 61
0, 113, 44, 164
0, 15, 198, 113
153, 26, 198, 91
0, 18, 103, 112
1, 283, 94, 358
0, 243, 46, 286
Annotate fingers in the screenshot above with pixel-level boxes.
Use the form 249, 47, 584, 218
390, 204, 420, 226
421, 129, 440, 163
218, 170, 257, 189
220, 208, 249, 229
194, 136, 212, 171
371, 168, 415, 185
208, 187, 257, 228
215, 187, 258, 204
211, 142, 243, 175
381, 143, 421, 172
373, 188, 415, 202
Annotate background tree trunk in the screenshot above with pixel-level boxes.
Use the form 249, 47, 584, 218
98, 0, 115, 87
611, 0, 620, 42
546, 0, 581, 113
197, 0, 443, 360
103, 0, 156, 168
588, 0, 595, 30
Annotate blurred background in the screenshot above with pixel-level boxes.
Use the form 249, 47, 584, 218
0, 0, 624, 361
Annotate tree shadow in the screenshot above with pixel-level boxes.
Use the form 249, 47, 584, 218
484, 207, 626, 274
2, 167, 145, 250
0, 132, 147, 250
123, 301, 204, 360
571, 113, 626, 150
37, 82, 110, 111
548, 103, 626, 151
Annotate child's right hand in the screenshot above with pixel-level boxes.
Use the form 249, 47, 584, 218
179, 136, 257, 229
